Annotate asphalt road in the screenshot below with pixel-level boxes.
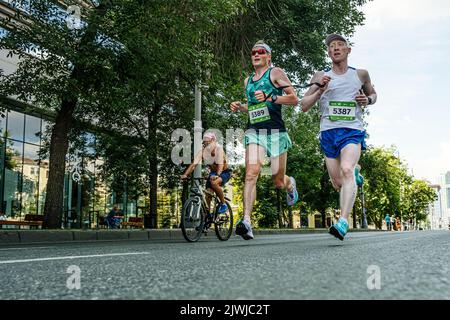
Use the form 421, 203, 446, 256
0, 230, 449, 300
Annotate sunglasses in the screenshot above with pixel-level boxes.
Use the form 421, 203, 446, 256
251, 48, 268, 56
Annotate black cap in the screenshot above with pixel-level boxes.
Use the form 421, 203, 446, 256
325, 34, 348, 46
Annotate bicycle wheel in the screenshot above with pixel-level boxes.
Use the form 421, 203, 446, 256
214, 201, 233, 241
181, 196, 204, 242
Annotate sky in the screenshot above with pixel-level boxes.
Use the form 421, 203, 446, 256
348, 0, 450, 183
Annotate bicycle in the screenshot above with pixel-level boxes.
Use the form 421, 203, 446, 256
181, 177, 234, 242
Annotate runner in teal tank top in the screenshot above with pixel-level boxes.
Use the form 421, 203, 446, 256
245, 67, 285, 132
230, 40, 300, 240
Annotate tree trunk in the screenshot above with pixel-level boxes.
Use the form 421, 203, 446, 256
149, 156, 158, 228
288, 206, 293, 228
148, 99, 161, 228
43, 98, 76, 229
321, 210, 326, 228
277, 189, 283, 228
42, 4, 107, 229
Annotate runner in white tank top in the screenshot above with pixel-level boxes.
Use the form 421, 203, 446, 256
300, 34, 377, 241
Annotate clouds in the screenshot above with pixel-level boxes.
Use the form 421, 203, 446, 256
350, 0, 450, 181
412, 142, 450, 182
361, 0, 450, 26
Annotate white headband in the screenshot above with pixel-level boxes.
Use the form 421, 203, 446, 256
253, 43, 272, 53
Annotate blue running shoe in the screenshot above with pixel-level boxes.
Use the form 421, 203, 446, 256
217, 203, 228, 214
329, 218, 349, 241
286, 176, 299, 206
235, 220, 254, 240
355, 166, 364, 187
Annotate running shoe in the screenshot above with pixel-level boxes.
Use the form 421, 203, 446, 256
286, 176, 299, 206
329, 218, 349, 241
355, 166, 364, 187
235, 220, 254, 240
217, 203, 228, 214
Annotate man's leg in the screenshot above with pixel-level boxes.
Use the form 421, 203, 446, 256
209, 178, 225, 204
243, 144, 265, 223
270, 152, 292, 191
325, 157, 343, 192
205, 188, 214, 211
338, 143, 362, 221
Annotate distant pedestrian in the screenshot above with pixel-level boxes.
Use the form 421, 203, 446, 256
396, 218, 401, 231
385, 214, 391, 231
106, 205, 123, 229
392, 217, 397, 231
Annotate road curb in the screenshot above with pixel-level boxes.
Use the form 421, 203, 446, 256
0, 228, 384, 246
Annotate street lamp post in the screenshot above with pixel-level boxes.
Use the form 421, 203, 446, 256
360, 184, 368, 229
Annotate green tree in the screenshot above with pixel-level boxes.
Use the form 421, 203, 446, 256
92, 0, 245, 227
0, 0, 135, 228
358, 147, 408, 229
402, 180, 437, 224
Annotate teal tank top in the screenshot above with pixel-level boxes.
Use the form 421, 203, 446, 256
245, 68, 286, 133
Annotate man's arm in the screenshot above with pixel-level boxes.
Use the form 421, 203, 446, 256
181, 149, 203, 177
230, 77, 249, 112
300, 71, 330, 112
268, 67, 298, 106
356, 69, 377, 106
214, 146, 225, 176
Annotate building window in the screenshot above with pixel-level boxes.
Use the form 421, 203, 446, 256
7, 111, 25, 141
446, 172, 450, 185
25, 115, 42, 145
447, 188, 450, 209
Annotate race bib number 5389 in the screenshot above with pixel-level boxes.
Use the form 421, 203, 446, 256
249, 103, 270, 124
328, 101, 356, 121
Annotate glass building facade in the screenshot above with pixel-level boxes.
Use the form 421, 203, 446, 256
0, 1, 182, 229
0, 110, 49, 219
0, 108, 146, 227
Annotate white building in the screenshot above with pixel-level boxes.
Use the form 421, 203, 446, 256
438, 172, 450, 229
426, 184, 445, 230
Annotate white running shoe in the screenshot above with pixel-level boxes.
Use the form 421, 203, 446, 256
235, 220, 254, 240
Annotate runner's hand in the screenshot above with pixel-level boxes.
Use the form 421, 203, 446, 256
318, 76, 331, 95
230, 101, 243, 113
356, 90, 369, 106
180, 174, 188, 181
254, 90, 268, 103
210, 175, 219, 181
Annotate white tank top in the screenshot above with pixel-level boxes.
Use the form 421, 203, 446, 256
319, 67, 364, 132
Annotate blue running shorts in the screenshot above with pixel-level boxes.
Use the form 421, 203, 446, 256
319, 128, 367, 159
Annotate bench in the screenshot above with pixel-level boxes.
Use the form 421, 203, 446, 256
121, 217, 144, 229
0, 214, 44, 229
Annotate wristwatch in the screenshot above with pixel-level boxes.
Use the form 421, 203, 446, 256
271, 94, 278, 103
367, 96, 373, 105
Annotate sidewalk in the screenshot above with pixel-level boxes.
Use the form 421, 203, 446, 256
0, 228, 383, 246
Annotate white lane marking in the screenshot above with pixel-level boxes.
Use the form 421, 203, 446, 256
0, 247, 52, 251
0, 252, 151, 264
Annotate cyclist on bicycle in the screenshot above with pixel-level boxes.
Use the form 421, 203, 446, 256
180, 132, 232, 216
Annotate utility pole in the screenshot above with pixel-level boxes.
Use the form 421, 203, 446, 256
194, 84, 202, 184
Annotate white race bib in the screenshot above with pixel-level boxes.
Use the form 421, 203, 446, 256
248, 102, 271, 124
328, 101, 356, 121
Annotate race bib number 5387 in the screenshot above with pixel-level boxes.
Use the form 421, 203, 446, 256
328, 101, 356, 121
